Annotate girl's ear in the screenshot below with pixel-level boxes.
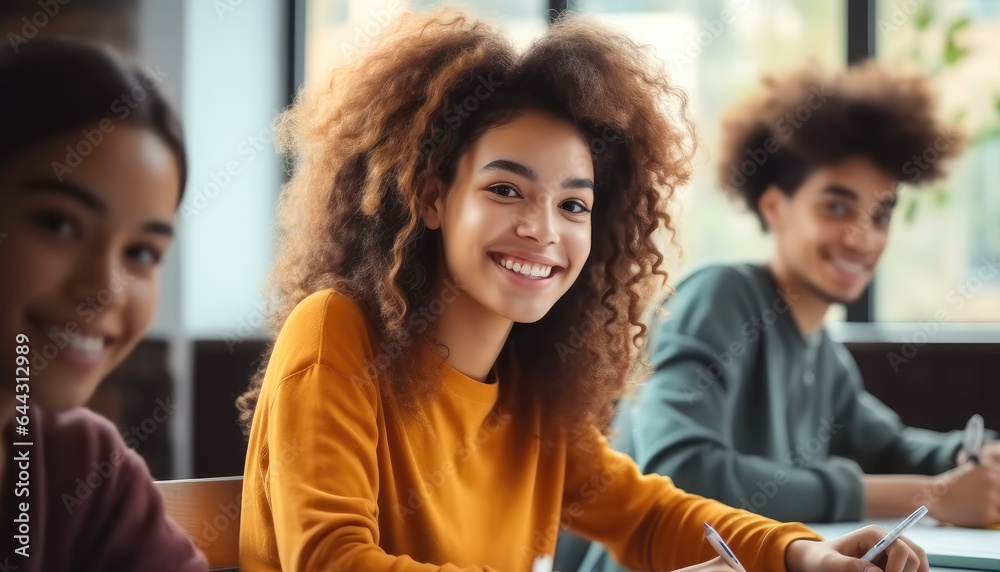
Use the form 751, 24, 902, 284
420, 178, 446, 230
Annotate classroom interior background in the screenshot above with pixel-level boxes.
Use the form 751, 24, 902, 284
2, 0, 997, 480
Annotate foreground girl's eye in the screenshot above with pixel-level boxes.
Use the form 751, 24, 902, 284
487, 184, 522, 198
126, 243, 164, 267
561, 200, 591, 214
32, 210, 78, 239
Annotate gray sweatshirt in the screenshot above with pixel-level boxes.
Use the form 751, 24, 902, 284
555, 263, 965, 572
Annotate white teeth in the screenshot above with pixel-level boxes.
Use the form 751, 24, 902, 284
831, 258, 866, 276
497, 255, 554, 279
68, 335, 103, 355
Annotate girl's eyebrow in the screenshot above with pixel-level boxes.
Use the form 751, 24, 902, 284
479, 159, 594, 190
562, 176, 594, 190
480, 159, 537, 181
20, 177, 107, 214
144, 220, 174, 238
20, 177, 175, 238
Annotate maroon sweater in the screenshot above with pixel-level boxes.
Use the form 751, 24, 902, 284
2, 406, 207, 572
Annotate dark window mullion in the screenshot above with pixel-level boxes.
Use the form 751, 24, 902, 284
549, 0, 568, 24
287, 0, 306, 107
847, 0, 876, 64
846, 0, 876, 322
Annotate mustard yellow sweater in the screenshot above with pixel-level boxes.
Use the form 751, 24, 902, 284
239, 290, 821, 571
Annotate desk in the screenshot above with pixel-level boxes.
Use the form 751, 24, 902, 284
807, 521, 1000, 572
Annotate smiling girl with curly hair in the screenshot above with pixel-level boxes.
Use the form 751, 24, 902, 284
235, 9, 929, 572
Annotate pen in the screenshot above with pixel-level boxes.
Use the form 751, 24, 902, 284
704, 522, 747, 572
963, 414, 985, 465
532, 555, 554, 572
860, 505, 929, 562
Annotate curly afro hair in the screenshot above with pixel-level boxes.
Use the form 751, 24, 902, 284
235, 9, 696, 439
717, 59, 963, 227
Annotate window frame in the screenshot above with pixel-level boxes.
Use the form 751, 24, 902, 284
291, 0, 1000, 337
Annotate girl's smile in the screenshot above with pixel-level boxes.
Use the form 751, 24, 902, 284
24, 312, 118, 371
489, 252, 565, 284
421, 108, 594, 325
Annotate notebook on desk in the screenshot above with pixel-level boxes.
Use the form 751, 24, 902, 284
807, 521, 1000, 571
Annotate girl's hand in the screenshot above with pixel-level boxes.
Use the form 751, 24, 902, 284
674, 556, 740, 571
785, 525, 928, 572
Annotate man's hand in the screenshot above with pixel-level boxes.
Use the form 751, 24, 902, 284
956, 440, 1000, 466
924, 462, 1000, 527
978, 441, 1000, 467
785, 526, 928, 572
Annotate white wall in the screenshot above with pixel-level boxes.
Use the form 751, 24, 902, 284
139, 0, 285, 477
180, 1, 283, 338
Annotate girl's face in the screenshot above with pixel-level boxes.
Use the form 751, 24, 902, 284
423, 109, 594, 323
0, 123, 180, 411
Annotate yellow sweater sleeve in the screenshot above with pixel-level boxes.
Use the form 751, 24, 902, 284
559, 428, 822, 571
245, 291, 497, 571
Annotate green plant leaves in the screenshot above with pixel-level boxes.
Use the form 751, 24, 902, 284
943, 16, 971, 66
914, 3, 933, 30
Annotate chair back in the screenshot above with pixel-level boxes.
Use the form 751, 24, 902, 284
155, 475, 243, 570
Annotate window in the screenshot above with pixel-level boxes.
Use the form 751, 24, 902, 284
875, 0, 1000, 323
573, 0, 845, 288
301, 0, 1000, 329
304, 0, 548, 85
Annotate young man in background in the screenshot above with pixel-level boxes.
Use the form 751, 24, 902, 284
557, 60, 999, 572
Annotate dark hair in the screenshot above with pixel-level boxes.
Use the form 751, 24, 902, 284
0, 36, 187, 199
235, 10, 695, 438
717, 59, 963, 227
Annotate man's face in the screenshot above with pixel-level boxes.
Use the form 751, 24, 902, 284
762, 155, 897, 305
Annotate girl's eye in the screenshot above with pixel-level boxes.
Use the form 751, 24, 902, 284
561, 200, 591, 214
488, 184, 521, 198
127, 244, 163, 266
32, 211, 77, 239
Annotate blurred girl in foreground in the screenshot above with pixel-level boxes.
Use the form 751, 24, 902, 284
0, 38, 207, 571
